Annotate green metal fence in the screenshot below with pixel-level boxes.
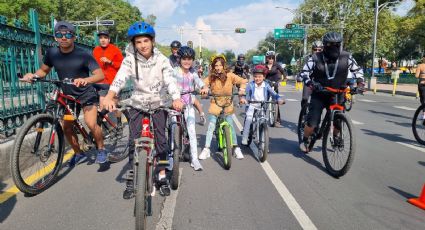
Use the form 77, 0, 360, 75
0, 9, 130, 137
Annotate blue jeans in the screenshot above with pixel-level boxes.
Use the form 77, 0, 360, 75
204, 114, 238, 148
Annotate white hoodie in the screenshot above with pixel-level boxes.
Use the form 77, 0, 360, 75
110, 44, 180, 111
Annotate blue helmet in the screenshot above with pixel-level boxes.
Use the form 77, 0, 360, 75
127, 21, 155, 40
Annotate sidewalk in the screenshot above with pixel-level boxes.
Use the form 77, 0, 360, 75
370, 83, 418, 97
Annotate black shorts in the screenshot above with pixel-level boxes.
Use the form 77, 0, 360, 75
93, 84, 110, 97
68, 89, 99, 117
306, 93, 344, 128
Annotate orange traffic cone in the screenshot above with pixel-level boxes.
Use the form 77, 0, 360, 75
408, 183, 425, 210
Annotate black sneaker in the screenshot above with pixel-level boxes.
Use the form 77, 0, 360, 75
157, 178, 171, 197
123, 180, 135, 199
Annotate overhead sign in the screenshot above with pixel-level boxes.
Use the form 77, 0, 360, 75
274, 27, 305, 40
252, 55, 265, 64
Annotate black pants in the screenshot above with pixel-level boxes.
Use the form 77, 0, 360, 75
306, 93, 344, 128
419, 84, 425, 111
271, 82, 281, 123
127, 108, 170, 166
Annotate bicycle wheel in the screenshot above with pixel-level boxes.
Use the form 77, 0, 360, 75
322, 113, 355, 178
297, 105, 308, 144
222, 126, 233, 170
10, 113, 64, 195
107, 110, 131, 163
135, 149, 148, 230
258, 122, 269, 162
247, 123, 253, 145
170, 124, 181, 190
412, 104, 425, 145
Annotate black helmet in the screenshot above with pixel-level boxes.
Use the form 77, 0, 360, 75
322, 32, 343, 45
312, 40, 323, 49
170, 40, 182, 49
237, 54, 245, 60
177, 46, 195, 59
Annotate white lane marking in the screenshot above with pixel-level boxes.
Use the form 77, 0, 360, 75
358, 99, 377, 103
155, 168, 183, 230
396, 142, 425, 153
393, 106, 416, 111
286, 99, 299, 102
232, 114, 318, 230
352, 120, 364, 125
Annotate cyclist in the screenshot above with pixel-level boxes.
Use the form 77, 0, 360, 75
21, 21, 107, 168
298, 41, 324, 108
232, 54, 250, 79
241, 65, 285, 146
102, 22, 183, 198
173, 46, 208, 171
265, 51, 287, 127
198, 54, 248, 160
415, 55, 425, 119
169, 40, 182, 68
92, 30, 124, 124
299, 32, 364, 153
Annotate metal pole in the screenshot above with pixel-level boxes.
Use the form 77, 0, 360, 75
96, 16, 99, 33
199, 32, 202, 59
302, 13, 307, 57
371, 0, 379, 93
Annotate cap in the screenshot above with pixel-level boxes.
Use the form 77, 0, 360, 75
54, 21, 75, 34
97, 31, 109, 37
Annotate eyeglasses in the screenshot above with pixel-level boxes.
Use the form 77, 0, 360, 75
54, 32, 74, 39
313, 48, 322, 52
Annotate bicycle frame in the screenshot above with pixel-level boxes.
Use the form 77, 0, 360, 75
217, 113, 233, 149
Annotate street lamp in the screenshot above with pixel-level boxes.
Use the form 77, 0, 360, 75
275, 6, 307, 56
371, 0, 400, 92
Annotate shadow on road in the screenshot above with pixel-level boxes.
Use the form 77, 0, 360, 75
388, 186, 416, 199
419, 161, 425, 167
368, 110, 412, 120
361, 129, 415, 144
385, 119, 412, 128
0, 181, 17, 223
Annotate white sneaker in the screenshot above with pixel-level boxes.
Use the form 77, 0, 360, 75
241, 138, 248, 146
234, 147, 244, 159
198, 148, 211, 160
190, 158, 203, 171
421, 113, 425, 120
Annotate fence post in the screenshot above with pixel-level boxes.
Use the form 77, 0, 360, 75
30, 9, 45, 109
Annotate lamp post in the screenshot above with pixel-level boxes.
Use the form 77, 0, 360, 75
371, 0, 400, 93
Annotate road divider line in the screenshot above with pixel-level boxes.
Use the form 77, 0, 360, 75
155, 168, 183, 230
0, 150, 74, 204
352, 120, 364, 125
393, 106, 416, 111
358, 99, 377, 103
286, 99, 299, 102
396, 142, 425, 153
232, 114, 317, 230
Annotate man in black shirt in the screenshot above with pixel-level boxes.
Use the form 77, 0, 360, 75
232, 54, 250, 79
169, 40, 181, 68
22, 21, 106, 167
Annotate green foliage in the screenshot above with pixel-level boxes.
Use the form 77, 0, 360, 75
223, 49, 236, 64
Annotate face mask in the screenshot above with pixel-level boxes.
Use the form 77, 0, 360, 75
324, 45, 341, 60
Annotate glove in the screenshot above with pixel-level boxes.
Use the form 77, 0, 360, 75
356, 82, 365, 94
312, 81, 323, 91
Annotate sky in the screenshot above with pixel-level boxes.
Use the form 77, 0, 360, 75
130, 0, 414, 54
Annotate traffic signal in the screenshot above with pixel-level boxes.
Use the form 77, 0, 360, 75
235, 28, 247, 33
286, 24, 297, 29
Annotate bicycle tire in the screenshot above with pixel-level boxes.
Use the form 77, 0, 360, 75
259, 122, 269, 162
247, 123, 253, 146
222, 125, 233, 170
297, 105, 308, 144
107, 110, 131, 163
170, 124, 181, 190
412, 104, 425, 145
268, 103, 275, 127
322, 113, 355, 178
10, 113, 64, 195
135, 149, 148, 230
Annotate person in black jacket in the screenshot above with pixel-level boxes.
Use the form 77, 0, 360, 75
265, 51, 287, 127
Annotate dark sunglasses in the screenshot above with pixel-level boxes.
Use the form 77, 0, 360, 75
313, 48, 322, 52
325, 42, 341, 47
55, 32, 74, 39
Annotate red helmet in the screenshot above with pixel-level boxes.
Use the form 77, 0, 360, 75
253, 65, 268, 75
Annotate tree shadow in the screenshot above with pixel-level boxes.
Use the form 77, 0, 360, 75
0, 181, 17, 223
368, 110, 412, 120
281, 120, 298, 135
361, 129, 415, 144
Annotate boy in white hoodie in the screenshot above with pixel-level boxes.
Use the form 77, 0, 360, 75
103, 22, 183, 198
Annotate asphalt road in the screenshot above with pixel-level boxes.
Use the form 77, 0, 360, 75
1, 83, 424, 230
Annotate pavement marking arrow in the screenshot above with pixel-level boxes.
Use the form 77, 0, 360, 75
232, 114, 318, 230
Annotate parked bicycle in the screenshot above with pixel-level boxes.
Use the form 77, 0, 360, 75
297, 85, 356, 178
10, 77, 129, 195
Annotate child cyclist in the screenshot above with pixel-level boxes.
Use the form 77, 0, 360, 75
102, 22, 183, 198
241, 65, 285, 145
199, 55, 248, 160
173, 46, 208, 171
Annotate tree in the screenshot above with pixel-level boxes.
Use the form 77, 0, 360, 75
223, 49, 236, 64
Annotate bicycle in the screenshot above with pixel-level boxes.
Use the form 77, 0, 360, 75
246, 100, 280, 162
412, 103, 425, 145
266, 80, 280, 127
10, 77, 129, 195
204, 93, 239, 170
128, 105, 180, 230
297, 85, 356, 178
